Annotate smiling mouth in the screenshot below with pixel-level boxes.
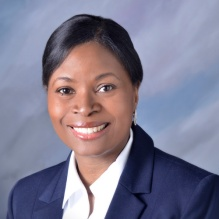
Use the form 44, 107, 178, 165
71, 123, 109, 135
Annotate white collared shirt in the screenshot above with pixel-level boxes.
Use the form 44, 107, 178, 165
62, 129, 133, 219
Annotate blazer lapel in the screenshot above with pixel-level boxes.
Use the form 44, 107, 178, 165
105, 184, 146, 219
106, 125, 155, 218
33, 154, 71, 219
33, 199, 63, 219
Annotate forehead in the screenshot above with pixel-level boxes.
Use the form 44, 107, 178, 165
64, 42, 121, 67
50, 42, 127, 79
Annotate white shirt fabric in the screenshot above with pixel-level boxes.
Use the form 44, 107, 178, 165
62, 129, 133, 219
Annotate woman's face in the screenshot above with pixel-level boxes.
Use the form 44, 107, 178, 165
47, 42, 139, 160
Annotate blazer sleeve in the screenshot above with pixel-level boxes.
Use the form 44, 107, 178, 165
182, 174, 219, 219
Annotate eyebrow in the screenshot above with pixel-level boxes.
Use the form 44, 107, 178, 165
51, 72, 120, 86
52, 76, 75, 86
95, 72, 120, 81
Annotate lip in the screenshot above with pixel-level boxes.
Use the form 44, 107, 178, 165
68, 122, 110, 140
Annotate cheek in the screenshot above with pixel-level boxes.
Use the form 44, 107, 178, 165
47, 96, 65, 124
112, 92, 136, 120
122, 90, 136, 110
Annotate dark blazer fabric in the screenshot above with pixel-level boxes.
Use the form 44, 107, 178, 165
7, 125, 219, 219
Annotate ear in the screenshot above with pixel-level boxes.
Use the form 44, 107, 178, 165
133, 83, 140, 110
44, 85, 48, 92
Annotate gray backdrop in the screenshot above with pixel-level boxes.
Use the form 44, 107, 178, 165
1, 0, 219, 217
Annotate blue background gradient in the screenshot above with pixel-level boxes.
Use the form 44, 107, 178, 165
1, 0, 219, 217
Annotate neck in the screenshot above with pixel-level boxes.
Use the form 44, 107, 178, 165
75, 154, 117, 187
74, 132, 131, 186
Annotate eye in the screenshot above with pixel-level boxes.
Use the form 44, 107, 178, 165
57, 87, 74, 95
98, 84, 115, 93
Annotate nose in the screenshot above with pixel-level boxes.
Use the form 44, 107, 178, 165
72, 90, 101, 116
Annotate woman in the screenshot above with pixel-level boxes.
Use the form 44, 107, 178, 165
7, 14, 219, 219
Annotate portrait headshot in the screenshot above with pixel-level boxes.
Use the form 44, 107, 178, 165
1, 0, 219, 218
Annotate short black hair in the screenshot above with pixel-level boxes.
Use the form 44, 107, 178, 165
42, 14, 143, 87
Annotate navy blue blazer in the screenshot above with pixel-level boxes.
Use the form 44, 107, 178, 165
7, 125, 219, 218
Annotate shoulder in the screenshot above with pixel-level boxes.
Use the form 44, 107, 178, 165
152, 148, 219, 216
7, 161, 67, 218
8, 161, 66, 208
154, 147, 212, 180
152, 147, 219, 192
13, 161, 66, 193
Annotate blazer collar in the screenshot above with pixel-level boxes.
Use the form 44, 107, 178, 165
120, 124, 155, 193
33, 153, 71, 218
106, 125, 155, 218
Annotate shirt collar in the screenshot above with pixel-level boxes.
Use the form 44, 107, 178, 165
62, 152, 85, 208
62, 128, 133, 209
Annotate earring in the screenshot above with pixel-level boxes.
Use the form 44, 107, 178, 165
133, 110, 137, 126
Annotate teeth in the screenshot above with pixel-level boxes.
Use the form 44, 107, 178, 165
73, 124, 106, 134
